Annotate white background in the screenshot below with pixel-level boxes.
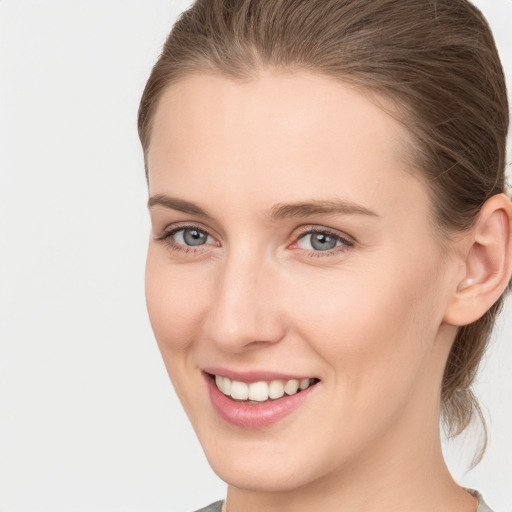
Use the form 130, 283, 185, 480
0, 1, 511, 511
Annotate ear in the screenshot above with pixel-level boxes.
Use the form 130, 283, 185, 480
443, 193, 512, 326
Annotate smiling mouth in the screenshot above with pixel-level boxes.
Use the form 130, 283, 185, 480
209, 374, 320, 404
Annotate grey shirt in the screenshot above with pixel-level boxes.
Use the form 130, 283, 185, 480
194, 501, 223, 512
474, 492, 494, 512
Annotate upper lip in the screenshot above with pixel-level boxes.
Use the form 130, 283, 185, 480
203, 367, 318, 383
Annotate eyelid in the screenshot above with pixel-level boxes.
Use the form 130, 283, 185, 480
155, 222, 220, 254
292, 225, 355, 244
155, 222, 354, 257
288, 225, 355, 256
156, 222, 218, 242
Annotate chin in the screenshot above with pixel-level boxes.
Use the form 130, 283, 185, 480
197, 431, 335, 493
210, 458, 315, 492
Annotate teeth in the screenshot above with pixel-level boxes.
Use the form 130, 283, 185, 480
248, 381, 269, 401
214, 375, 314, 402
284, 379, 299, 395
215, 375, 231, 396
269, 380, 285, 399
230, 380, 249, 400
299, 378, 310, 390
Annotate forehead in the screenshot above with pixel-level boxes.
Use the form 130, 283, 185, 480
149, 71, 409, 169
147, 71, 428, 225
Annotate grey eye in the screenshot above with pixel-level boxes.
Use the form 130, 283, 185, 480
175, 228, 211, 246
297, 232, 342, 251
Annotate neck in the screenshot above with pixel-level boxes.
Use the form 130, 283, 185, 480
226, 433, 476, 512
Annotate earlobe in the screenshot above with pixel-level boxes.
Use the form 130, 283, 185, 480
444, 193, 512, 326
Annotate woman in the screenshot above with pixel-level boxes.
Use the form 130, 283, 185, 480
138, 1, 511, 511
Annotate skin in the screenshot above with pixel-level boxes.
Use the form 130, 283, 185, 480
145, 72, 486, 512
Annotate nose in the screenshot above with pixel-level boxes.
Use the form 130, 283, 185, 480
202, 246, 286, 354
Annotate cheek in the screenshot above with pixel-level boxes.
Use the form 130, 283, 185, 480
281, 253, 445, 454
287, 250, 443, 389
145, 249, 209, 352
145, 250, 213, 419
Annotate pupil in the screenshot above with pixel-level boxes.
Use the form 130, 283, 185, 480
311, 233, 337, 251
184, 229, 206, 246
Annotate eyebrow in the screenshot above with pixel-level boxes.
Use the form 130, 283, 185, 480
148, 195, 212, 218
267, 199, 378, 221
147, 194, 378, 221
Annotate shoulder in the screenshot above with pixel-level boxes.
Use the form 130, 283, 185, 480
192, 500, 224, 512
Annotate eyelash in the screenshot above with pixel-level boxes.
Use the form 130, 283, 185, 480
156, 224, 354, 258
292, 227, 354, 258
156, 224, 215, 255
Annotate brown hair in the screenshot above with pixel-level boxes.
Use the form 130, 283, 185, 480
138, 0, 510, 459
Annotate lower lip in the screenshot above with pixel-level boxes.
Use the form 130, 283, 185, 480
205, 374, 318, 428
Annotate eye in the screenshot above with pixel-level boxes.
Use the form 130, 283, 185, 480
173, 227, 213, 247
157, 225, 217, 253
294, 228, 353, 254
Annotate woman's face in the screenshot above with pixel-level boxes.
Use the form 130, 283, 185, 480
145, 72, 459, 491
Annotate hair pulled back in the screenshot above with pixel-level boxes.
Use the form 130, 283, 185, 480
138, 0, 510, 458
